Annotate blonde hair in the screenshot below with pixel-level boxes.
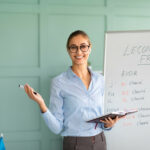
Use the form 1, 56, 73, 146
66, 30, 91, 50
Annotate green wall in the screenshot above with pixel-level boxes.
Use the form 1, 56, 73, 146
0, 0, 150, 149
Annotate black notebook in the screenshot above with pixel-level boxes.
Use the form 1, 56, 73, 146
87, 109, 138, 123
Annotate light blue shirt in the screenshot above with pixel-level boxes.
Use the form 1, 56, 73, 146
42, 67, 109, 137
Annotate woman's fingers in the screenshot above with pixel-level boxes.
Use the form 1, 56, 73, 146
100, 116, 120, 128
100, 120, 105, 123
24, 84, 35, 99
28, 86, 34, 98
115, 116, 119, 122
24, 84, 28, 94
23, 83, 45, 106
24, 84, 30, 97
107, 117, 113, 122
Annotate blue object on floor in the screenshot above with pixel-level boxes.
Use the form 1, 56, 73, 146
0, 137, 5, 150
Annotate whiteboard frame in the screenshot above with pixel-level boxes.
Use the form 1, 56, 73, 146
103, 30, 150, 77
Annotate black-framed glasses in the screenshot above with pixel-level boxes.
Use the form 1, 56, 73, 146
68, 44, 90, 53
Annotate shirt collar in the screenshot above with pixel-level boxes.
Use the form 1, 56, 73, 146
67, 66, 94, 79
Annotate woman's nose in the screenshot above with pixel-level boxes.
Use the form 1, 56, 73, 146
76, 47, 82, 54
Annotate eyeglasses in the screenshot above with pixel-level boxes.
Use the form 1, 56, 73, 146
68, 44, 90, 53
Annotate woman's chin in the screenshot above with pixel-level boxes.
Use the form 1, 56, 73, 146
73, 60, 87, 65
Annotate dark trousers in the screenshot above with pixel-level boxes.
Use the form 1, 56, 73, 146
63, 132, 107, 150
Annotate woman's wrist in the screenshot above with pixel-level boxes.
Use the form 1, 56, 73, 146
104, 124, 109, 128
38, 100, 47, 113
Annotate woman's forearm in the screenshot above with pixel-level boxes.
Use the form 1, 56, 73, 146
38, 100, 48, 113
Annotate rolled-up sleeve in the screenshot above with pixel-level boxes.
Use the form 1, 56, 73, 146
41, 79, 64, 134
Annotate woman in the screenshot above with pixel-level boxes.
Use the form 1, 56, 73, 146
24, 30, 119, 150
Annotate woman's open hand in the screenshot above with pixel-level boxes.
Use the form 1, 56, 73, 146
24, 84, 44, 105
100, 116, 120, 128
24, 84, 47, 113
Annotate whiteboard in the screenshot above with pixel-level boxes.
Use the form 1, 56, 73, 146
104, 31, 150, 150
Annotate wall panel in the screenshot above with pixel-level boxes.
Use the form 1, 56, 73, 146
0, 77, 40, 132
48, 0, 105, 6
0, 0, 38, 4
107, 0, 150, 7
6, 141, 40, 150
108, 15, 150, 31
0, 13, 39, 67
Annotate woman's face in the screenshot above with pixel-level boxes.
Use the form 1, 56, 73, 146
68, 35, 91, 66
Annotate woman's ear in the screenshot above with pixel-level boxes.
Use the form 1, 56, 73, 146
90, 44, 92, 49
89, 44, 92, 54
89, 44, 92, 53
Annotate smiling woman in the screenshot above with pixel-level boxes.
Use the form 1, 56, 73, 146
24, 30, 120, 150
67, 30, 92, 67
65, 31, 92, 90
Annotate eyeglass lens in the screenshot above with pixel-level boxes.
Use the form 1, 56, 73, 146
69, 45, 89, 52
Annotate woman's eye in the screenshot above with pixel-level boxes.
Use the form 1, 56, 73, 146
80, 45, 86, 49
70, 46, 77, 50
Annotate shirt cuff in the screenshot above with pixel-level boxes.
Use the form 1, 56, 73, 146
100, 123, 112, 131
41, 109, 50, 118
41, 109, 56, 124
